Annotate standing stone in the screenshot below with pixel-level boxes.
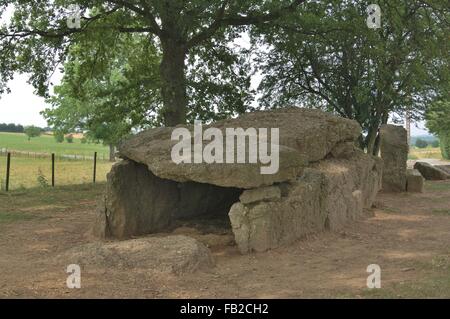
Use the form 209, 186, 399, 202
93, 160, 179, 239
229, 149, 382, 253
406, 169, 424, 193
380, 124, 408, 192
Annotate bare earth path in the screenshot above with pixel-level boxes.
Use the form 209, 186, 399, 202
0, 181, 449, 298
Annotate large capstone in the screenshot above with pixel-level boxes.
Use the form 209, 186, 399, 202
380, 124, 408, 192
117, 108, 361, 189
94, 108, 383, 253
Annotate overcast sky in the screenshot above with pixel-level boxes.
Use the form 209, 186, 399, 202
0, 5, 431, 136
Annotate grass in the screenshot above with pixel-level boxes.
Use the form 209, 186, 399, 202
0, 211, 44, 223
409, 147, 444, 160
0, 183, 105, 224
0, 132, 110, 158
432, 209, 450, 216
425, 181, 450, 192
360, 275, 450, 298
0, 156, 113, 190
333, 254, 450, 298
359, 254, 450, 298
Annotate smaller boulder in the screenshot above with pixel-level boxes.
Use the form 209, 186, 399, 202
436, 165, 450, 175
413, 162, 450, 180
406, 169, 424, 193
58, 235, 214, 275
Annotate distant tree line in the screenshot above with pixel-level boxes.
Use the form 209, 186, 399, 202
0, 123, 52, 133
0, 123, 24, 133
414, 138, 439, 149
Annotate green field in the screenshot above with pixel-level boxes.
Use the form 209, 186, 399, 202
0, 132, 115, 190
0, 132, 110, 158
409, 147, 443, 160
0, 156, 113, 190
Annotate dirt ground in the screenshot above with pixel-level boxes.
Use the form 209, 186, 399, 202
0, 180, 449, 298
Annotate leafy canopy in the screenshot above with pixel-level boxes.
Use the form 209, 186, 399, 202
252, 0, 449, 153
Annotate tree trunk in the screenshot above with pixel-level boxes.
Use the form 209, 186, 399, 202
372, 114, 388, 156
109, 144, 115, 162
373, 133, 381, 156
357, 134, 365, 150
160, 40, 187, 126
366, 126, 378, 156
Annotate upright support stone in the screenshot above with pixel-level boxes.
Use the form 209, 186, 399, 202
406, 169, 424, 193
93, 160, 179, 239
380, 124, 408, 192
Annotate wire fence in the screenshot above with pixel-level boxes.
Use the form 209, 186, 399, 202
0, 150, 115, 191
0, 147, 111, 161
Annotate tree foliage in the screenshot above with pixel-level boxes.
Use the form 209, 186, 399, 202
42, 30, 161, 145
54, 131, 64, 143
65, 133, 74, 143
24, 125, 41, 140
426, 100, 450, 159
1, 0, 307, 126
252, 0, 449, 154
415, 138, 428, 149
0, 123, 24, 132
426, 100, 450, 134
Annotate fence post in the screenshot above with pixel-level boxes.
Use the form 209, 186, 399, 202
93, 152, 97, 184
5, 152, 11, 192
51, 153, 55, 187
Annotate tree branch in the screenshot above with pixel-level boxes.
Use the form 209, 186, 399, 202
221, 0, 307, 26
0, 7, 154, 39
187, 0, 230, 48
107, 0, 162, 36
187, 0, 306, 48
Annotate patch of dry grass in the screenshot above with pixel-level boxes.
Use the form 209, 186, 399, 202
0, 156, 112, 190
409, 147, 442, 160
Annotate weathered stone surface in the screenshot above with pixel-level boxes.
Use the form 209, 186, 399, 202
239, 186, 281, 204
229, 148, 382, 253
117, 108, 361, 189
329, 141, 358, 159
59, 235, 214, 275
313, 150, 382, 230
414, 162, 450, 180
406, 169, 424, 193
436, 165, 450, 175
97, 108, 384, 253
93, 160, 178, 239
380, 124, 408, 192
93, 160, 242, 239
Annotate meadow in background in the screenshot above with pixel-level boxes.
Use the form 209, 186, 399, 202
0, 132, 113, 190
